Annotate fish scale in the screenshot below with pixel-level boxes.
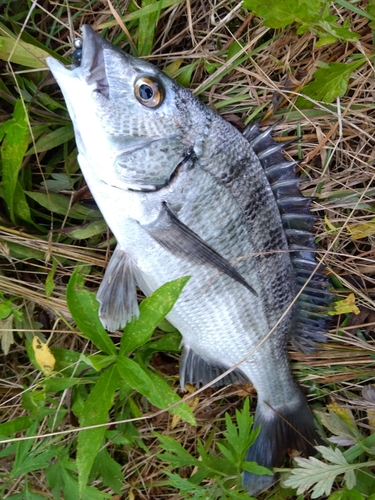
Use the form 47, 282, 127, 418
46, 25, 331, 496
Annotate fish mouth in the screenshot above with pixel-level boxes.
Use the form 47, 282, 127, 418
73, 25, 110, 97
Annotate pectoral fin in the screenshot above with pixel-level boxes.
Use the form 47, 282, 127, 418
97, 245, 139, 332
142, 202, 256, 295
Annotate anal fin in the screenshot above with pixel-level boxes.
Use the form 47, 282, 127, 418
180, 346, 249, 390
97, 245, 139, 332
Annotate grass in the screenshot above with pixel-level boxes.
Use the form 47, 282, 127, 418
0, 0, 375, 498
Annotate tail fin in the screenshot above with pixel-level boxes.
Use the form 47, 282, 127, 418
243, 392, 320, 495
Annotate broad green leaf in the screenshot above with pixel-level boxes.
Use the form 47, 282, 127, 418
43, 377, 81, 393
0, 35, 49, 68
116, 357, 195, 424
66, 270, 116, 355
77, 364, 118, 494
297, 59, 365, 108
243, 0, 359, 44
120, 277, 189, 356
26, 191, 101, 220
243, 0, 324, 28
1, 99, 29, 222
147, 368, 195, 425
0, 416, 34, 436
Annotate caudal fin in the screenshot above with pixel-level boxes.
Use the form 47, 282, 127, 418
243, 392, 320, 495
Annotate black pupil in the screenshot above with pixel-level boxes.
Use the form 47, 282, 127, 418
139, 84, 154, 100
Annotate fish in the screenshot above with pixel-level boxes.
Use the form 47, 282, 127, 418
46, 25, 331, 495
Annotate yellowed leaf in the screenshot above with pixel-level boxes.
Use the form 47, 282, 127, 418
328, 293, 360, 316
347, 220, 375, 240
171, 384, 199, 429
327, 397, 355, 426
32, 336, 55, 375
0, 36, 49, 69
163, 58, 183, 77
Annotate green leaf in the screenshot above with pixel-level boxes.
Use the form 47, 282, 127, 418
297, 59, 366, 108
155, 431, 202, 467
283, 445, 375, 499
242, 0, 359, 43
120, 276, 189, 356
61, 220, 107, 240
242, 461, 273, 476
0, 35, 49, 68
1, 99, 29, 222
0, 416, 34, 436
176, 62, 198, 88
26, 125, 74, 154
66, 269, 116, 356
116, 357, 195, 424
137, 0, 160, 56
92, 448, 123, 494
11, 422, 57, 478
45, 259, 58, 298
77, 364, 118, 494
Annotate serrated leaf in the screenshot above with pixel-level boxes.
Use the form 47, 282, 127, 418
155, 431, 201, 467
283, 445, 375, 499
77, 364, 118, 494
41, 173, 79, 193
120, 277, 189, 356
66, 269, 116, 356
297, 59, 365, 108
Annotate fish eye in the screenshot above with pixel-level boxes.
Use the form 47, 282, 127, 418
134, 77, 164, 108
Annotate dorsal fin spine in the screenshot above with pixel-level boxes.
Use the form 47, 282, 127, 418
243, 121, 331, 353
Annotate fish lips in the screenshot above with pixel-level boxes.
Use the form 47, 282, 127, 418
47, 25, 110, 97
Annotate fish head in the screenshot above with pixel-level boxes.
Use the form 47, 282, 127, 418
46, 25, 206, 191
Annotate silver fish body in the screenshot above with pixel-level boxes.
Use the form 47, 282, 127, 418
47, 25, 330, 495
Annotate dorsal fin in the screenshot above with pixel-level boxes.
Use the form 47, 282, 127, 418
243, 121, 332, 353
